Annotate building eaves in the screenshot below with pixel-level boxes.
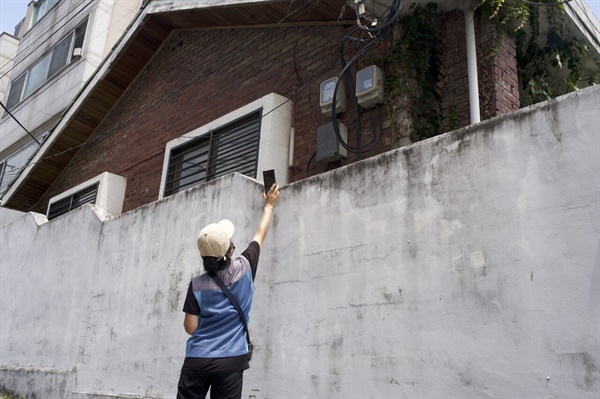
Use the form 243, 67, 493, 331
0, 0, 353, 212
2, 0, 597, 212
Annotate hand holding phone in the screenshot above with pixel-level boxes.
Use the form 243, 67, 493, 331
263, 169, 276, 195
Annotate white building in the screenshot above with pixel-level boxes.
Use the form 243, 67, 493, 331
0, 0, 142, 197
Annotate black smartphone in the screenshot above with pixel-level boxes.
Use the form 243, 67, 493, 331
263, 169, 276, 195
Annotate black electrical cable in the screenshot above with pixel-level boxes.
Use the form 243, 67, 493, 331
327, 0, 403, 154
2, 0, 336, 179
337, 28, 386, 152
306, 151, 317, 171
330, 39, 378, 153
330, 45, 389, 152
353, 0, 404, 36
338, 27, 365, 150
3, 0, 360, 192
0, 101, 40, 145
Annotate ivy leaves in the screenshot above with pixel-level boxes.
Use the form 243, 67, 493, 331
385, 2, 442, 142
484, 0, 599, 106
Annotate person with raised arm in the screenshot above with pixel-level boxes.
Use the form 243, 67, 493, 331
177, 183, 280, 399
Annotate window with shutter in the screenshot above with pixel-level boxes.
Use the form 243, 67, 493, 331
164, 111, 261, 197
47, 183, 98, 220
159, 93, 292, 200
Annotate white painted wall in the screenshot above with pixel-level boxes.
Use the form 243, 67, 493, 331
0, 206, 25, 228
1, 86, 599, 398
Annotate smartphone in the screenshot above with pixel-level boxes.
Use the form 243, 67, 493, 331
263, 169, 276, 195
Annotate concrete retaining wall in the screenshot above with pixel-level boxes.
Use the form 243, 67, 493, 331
1, 86, 598, 398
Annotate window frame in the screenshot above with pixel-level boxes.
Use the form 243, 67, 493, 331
163, 111, 262, 197
159, 93, 293, 200
46, 172, 127, 220
47, 182, 99, 220
5, 17, 87, 110
0, 131, 49, 195
32, 0, 61, 27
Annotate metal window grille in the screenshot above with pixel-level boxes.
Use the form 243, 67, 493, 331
164, 110, 262, 197
47, 183, 99, 220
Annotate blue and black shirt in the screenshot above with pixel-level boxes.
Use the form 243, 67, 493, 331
181, 241, 260, 376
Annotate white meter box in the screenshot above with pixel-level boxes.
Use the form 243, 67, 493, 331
320, 77, 346, 115
356, 65, 384, 108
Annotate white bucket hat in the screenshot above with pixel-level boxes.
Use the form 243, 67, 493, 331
197, 219, 235, 259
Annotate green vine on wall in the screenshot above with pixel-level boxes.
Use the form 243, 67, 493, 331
479, 0, 600, 106
379, 1, 598, 143
479, 0, 531, 31
382, 2, 442, 142
516, 4, 599, 105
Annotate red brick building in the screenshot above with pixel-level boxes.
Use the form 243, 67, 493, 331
2, 0, 521, 216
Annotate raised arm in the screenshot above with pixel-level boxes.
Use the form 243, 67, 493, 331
252, 184, 280, 249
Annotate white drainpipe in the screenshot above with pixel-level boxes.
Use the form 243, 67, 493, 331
465, 9, 481, 124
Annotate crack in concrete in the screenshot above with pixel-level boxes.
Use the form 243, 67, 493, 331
332, 300, 404, 310
306, 244, 367, 257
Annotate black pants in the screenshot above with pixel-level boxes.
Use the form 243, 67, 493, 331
177, 371, 243, 399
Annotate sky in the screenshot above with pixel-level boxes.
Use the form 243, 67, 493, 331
1, 0, 28, 35
1, 0, 600, 36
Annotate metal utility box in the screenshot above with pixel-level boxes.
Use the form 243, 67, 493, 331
320, 77, 346, 115
316, 122, 348, 162
356, 65, 384, 108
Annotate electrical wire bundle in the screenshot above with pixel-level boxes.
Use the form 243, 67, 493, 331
331, 0, 405, 154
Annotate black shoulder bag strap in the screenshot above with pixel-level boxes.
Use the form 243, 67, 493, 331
208, 271, 253, 360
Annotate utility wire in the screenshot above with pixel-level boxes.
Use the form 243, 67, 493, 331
0, 0, 97, 80
0, 101, 40, 144
0, 2, 145, 126
330, 0, 403, 153
2, 0, 329, 175
0, 0, 141, 142
18, 5, 140, 117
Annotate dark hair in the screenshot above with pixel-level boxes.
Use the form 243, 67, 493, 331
202, 256, 227, 273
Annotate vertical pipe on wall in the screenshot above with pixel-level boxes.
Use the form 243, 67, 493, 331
464, 10, 481, 124
288, 127, 295, 169
288, 89, 297, 183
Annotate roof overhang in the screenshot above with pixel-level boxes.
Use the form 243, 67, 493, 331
1, 0, 356, 211
2, 0, 598, 211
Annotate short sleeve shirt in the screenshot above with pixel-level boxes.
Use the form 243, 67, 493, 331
181, 241, 260, 376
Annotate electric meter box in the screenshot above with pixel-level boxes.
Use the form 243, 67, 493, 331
316, 121, 348, 162
320, 77, 346, 115
356, 65, 384, 108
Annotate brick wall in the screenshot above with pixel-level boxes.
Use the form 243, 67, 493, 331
35, 25, 393, 214
439, 9, 519, 129
476, 14, 520, 119
440, 9, 471, 130
34, 10, 520, 214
